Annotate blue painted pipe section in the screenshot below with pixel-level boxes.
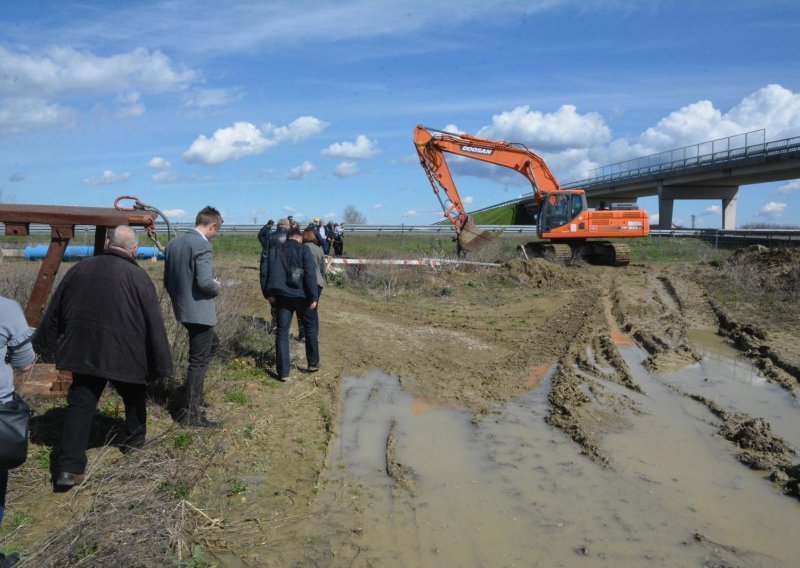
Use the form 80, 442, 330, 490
24, 245, 164, 261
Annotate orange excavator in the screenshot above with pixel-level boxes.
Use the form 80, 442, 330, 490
414, 125, 649, 266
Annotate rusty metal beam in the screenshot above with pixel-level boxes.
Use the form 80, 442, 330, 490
0, 200, 160, 398
0, 203, 156, 228
0, 203, 157, 325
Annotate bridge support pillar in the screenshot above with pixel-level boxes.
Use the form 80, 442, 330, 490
657, 184, 674, 230
722, 190, 738, 230
657, 184, 739, 229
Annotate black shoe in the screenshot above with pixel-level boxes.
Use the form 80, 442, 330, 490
0, 551, 20, 567
181, 412, 219, 428
306, 365, 320, 373
55, 471, 85, 487
119, 438, 147, 454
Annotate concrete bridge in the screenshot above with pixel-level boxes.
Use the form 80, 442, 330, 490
560, 130, 800, 229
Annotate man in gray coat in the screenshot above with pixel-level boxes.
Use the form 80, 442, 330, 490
164, 206, 222, 427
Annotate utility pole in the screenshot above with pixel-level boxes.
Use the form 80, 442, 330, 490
691, 215, 696, 229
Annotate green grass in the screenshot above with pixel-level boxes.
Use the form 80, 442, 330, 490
225, 391, 248, 405
627, 237, 731, 263
173, 432, 193, 450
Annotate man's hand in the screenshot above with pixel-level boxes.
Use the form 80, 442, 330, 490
309, 301, 318, 310
267, 296, 276, 305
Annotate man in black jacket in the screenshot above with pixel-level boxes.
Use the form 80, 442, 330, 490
260, 228, 319, 381
33, 226, 172, 489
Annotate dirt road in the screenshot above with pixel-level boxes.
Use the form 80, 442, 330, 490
5, 248, 800, 566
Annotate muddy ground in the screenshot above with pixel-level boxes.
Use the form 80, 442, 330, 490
2, 243, 800, 566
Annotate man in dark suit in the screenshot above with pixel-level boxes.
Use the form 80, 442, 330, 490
33, 226, 173, 488
164, 206, 222, 427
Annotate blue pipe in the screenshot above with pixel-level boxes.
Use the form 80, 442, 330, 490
24, 245, 164, 261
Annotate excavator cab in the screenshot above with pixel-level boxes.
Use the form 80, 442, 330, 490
537, 191, 586, 234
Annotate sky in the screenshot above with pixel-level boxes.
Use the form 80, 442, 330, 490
1, 0, 799, 229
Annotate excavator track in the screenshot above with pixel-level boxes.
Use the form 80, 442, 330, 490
608, 242, 631, 266
577, 241, 630, 266
518, 242, 573, 264
520, 241, 631, 267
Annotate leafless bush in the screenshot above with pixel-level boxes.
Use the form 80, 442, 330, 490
0, 261, 41, 305
21, 430, 227, 567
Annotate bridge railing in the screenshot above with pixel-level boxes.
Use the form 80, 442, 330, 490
563, 131, 800, 189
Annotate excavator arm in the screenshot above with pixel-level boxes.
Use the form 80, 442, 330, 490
414, 125, 561, 231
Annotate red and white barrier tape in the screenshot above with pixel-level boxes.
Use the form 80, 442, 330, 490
325, 257, 499, 267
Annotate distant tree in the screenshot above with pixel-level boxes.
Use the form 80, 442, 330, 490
343, 205, 366, 224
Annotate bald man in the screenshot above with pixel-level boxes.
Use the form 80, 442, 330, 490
34, 226, 172, 489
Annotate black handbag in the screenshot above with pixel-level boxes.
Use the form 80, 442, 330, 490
0, 392, 31, 470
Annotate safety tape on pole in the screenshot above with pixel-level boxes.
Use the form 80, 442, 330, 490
325, 257, 500, 267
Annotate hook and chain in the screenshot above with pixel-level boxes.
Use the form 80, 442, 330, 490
114, 195, 175, 253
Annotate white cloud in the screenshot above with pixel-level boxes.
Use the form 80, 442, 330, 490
759, 201, 787, 217
443, 124, 462, 134
183, 116, 328, 166
148, 156, 172, 170
325, 212, 335, 219
0, 45, 198, 96
116, 91, 145, 117
704, 205, 721, 214
183, 121, 275, 165
650, 213, 659, 224
478, 104, 611, 152
184, 87, 243, 108
286, 160, 316, 180
633, 84, 800, 155
82, 170, 132, 185
0, 97, 77, 133
283, 206, 296, 213
404, 210, 419, 217
162, 208, 186, 218
152, 171, 180, 182
463, 196, 474, 205
333, 161, 360, 177
777, 179, 800, 194
9, 173, 25, 182
263, 116, 329, 143
373, 203, 384, 210
322, 135, 380, 160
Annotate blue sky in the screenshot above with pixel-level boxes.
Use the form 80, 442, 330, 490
1, 0, 799, 228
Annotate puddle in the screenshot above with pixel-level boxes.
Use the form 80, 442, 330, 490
688, 328, 742, 359
303, 368, 800, 566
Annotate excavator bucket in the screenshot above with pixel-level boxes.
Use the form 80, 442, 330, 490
457, 216, 496, 252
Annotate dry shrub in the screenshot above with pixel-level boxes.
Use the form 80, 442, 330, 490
23, 430, 226, 567
721, 245, 800, 298
0, 260, 45, 305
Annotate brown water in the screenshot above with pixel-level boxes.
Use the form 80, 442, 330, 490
306, 346, 800, 567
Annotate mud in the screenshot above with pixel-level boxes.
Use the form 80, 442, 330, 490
4, 247, 800, 566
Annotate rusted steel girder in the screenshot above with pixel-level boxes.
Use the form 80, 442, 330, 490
1, 203, 158, 397
0, 203, 157, 326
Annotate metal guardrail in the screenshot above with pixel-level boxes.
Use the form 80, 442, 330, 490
3, 223, 798, 243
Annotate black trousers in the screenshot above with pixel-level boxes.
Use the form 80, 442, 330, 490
59, 373, 147, 474
183, 323, 219, 415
